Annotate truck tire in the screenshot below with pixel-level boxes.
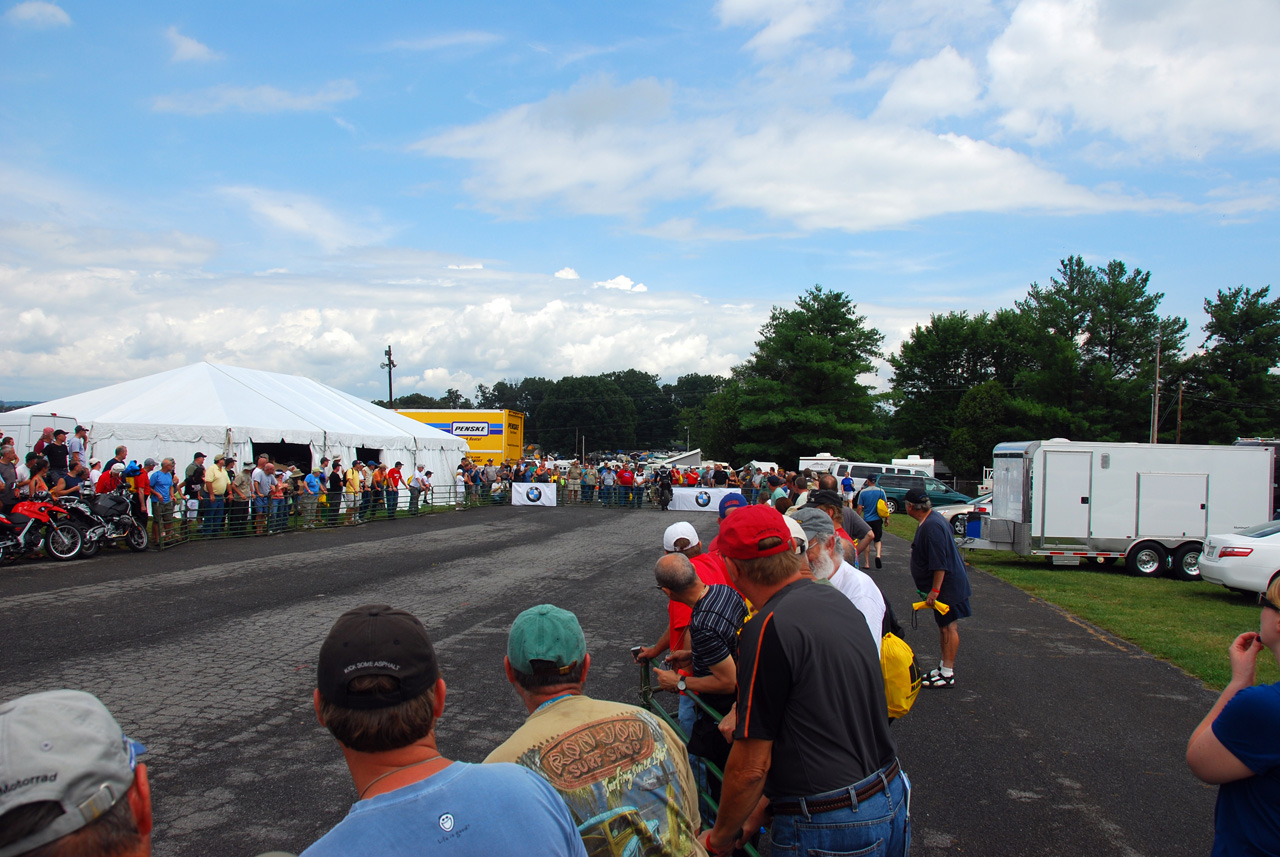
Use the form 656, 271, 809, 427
1124, 542, 1168, 577
1169, 544, 1202, 582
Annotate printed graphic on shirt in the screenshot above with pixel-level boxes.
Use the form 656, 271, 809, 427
516, 710, 698, 857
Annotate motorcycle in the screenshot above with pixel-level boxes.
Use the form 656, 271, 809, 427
0, 494, 83, 562
59, 486, 149, 555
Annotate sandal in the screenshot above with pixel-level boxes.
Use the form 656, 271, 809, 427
922, 669, 954, 688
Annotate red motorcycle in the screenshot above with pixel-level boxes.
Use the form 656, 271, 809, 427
0, 495, 83, 562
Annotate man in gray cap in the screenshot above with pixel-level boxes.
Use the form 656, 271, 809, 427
794, 506, 887, 655
487, 604, 706, 857
0, 690, 151, 857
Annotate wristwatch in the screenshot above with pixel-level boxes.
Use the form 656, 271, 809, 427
677, 676, 687, 692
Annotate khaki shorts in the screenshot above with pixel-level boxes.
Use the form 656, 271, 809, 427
154, 500, 176, 524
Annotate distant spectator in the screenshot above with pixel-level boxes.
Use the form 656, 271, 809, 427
301, 605, 588, 857
203, 454, 231, 536
184, 451, 206, 481
67, 425, 90, 470
230, 461, 253, 535
31, 426, 54, 455
302, 468, 323, 528
150, 458, 178, 543
44, 429, 70, 485
104, 445, 128, 475
487, 605, 703, 857
0, 690, 152, 857
386, 462, 403, 516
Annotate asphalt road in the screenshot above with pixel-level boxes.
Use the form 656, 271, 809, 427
0, 506, 1222, 856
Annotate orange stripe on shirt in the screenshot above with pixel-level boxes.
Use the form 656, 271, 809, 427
741, 611, 774, 738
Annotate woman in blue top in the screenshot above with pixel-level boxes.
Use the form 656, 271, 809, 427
1187, 569, 1280, 856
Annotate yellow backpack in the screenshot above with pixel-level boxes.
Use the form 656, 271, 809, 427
881, 631, 921, 719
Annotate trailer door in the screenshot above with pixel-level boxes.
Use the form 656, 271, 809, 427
1041, 450, 1093, 539
1136, 473, 1208, 538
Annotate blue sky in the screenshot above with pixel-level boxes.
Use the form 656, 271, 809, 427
2, 0, 1277, 401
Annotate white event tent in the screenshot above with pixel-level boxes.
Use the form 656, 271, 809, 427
3, 362, 469, 476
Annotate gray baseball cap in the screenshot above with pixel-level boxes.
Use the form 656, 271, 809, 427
0, 690, 146, 857
793, 505, 835, 542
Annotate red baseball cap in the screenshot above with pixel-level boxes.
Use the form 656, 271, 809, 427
718, 505, 795, 559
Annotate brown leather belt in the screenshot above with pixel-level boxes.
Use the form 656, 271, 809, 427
770, 760, 901, 816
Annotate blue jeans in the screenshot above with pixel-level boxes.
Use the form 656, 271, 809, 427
269, 497, 287, 531
203, 497, 225, 535
768, 764, 911, 857
385, 489, 398, 515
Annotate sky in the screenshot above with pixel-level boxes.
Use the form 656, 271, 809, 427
2, 0, 1278, 402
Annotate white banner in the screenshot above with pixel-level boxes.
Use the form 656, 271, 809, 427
513, 483, 558, 507
670, 486, 736, 512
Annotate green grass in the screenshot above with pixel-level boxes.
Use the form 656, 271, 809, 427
883, 513, 1278, 691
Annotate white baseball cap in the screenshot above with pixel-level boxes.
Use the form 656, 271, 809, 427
662, 521, 700, 552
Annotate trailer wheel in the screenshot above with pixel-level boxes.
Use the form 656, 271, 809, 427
1169, 544, 1202, 582
1124, 542, 1168, 577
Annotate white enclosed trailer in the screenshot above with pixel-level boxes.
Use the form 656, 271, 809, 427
971, 439, 1274, 580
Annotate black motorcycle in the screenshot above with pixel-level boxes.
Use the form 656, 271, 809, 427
60, 486, 149, 556
657, 469, 674, 511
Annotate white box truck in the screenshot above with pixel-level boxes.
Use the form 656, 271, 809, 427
969, 439, 1274, 581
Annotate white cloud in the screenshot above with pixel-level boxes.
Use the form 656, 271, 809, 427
151, 80, 358, 115
333, 117, 355, 132
4, 1, 69, 27
165, 26, 222, 62
872, 46, 982, 123
218, 187, 389, 252
386, 31, 502, 50
417, 77, 1163, 234
446, 263, 483, 270
594, 275, 648, 292
987, 0, 1280, 156
553, 267, 580, 279
717, 0, 844, 55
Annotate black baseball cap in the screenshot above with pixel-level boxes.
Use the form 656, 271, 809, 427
317, 605, 439, 710
904, 486, 929, 504
809, 489, 844, 508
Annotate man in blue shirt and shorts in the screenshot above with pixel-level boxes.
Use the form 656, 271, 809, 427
905, 486, 972, 687
856, 476, 888, 569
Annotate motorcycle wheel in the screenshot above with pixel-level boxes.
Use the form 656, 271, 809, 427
78, 530, 102, 558
125, 519, 150, 552
44, 524, 83, 561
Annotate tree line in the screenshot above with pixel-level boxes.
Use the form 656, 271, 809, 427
377, 257, 1280, 476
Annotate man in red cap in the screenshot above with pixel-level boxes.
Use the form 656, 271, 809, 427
700, 506, 908, 857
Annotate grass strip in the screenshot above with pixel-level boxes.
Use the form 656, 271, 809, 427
883, 514, 1278, 691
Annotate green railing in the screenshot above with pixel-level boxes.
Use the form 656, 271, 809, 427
636, 661, 761, 857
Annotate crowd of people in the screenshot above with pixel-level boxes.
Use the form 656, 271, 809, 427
1, 426, 910, 556
1, 456, 1277, 855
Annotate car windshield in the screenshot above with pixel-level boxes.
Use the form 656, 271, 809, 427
1238, 519, 1280, 538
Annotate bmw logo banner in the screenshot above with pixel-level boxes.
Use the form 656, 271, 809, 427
670, 487, 736, 512
513, 482, 558, 507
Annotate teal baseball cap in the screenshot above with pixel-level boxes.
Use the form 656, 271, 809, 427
507, 604, 586, 676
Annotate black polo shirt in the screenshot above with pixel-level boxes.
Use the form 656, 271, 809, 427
734, 579, 896, 799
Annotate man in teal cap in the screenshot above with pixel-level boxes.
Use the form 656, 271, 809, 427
486, 604, 708, 857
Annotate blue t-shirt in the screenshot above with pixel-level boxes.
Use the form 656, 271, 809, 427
150, 471, 174, 503
841, 476, 854, 494
908, 511, 972, 605
301, 762, 587, 857
859, 486, 886, 522
305, 473, 323, 495
1210, 682, 1280, 857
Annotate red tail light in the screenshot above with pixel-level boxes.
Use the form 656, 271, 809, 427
1219, 547, 1254, 557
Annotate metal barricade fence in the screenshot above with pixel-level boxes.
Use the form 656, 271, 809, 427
153, 483, 504, 550
636, 660, 762, 857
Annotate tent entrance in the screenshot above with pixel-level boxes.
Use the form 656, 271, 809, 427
355, 446, 383, 465
253, 441, 312, 471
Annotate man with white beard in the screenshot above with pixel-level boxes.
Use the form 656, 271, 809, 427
793, 506, 886, 656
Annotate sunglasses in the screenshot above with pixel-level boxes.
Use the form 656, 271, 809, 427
1260, 591, 1280, 612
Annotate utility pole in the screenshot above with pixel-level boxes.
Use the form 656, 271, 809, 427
1176, 380, 1184, 444
380, 345, 397, 406
1149, 331, 1162, 444
686, 426, 691, 451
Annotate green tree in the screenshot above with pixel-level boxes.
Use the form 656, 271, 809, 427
716, 285, 884, 467
534, 375, 637, 454
1180, 286, 1280, 442
605, 369, 672, 448
947, 381, 1013, 480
